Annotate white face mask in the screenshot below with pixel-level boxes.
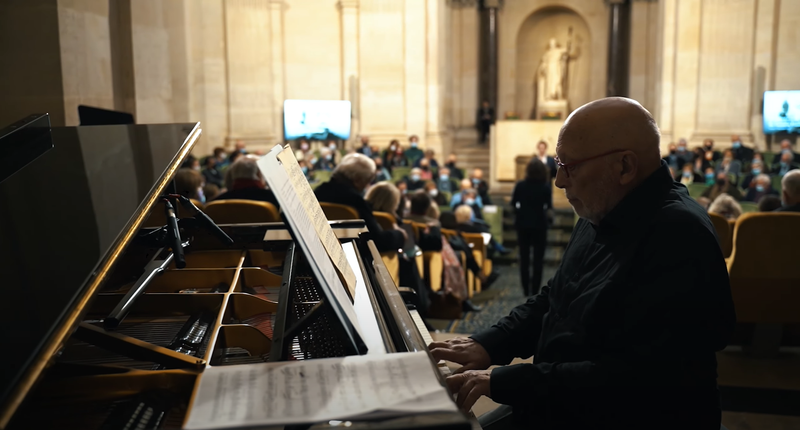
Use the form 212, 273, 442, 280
429, 189, 438, 197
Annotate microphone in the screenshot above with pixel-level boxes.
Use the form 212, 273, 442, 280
172, 195, 234, 245
163, 199, 186, 269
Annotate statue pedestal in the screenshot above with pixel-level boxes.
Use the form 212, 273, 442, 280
489, 120, 564, 191
536, 99, 569, 120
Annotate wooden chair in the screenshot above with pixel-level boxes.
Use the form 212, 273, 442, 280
409, 221, 444, 294
481, 205, 504, 246
203, 199, 280, 224
373, 211, 403, 284
320, 202, 360, 220
707, 212, 732, 258
461, 231, 488, 296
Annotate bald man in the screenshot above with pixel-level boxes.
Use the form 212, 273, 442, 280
430, 98, 736, 430
776, 170, 800, 212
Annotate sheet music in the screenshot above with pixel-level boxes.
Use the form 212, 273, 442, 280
184, 352, 457, 429
257, 147, 363, 342
276, 146, 358, 298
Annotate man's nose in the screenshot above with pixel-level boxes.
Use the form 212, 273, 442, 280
554, 167, 567, 189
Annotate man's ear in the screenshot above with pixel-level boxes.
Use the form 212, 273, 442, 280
619, 151, 638, 185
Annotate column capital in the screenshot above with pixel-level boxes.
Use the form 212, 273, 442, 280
337, 0, 359, 10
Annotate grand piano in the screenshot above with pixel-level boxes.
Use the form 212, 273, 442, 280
0, 116, 469, 429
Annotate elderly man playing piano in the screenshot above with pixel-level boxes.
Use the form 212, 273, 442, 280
430, 98, 736, 430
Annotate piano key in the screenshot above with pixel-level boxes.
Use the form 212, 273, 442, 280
409, 309, 452, 376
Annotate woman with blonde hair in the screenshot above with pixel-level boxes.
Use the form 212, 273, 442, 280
365, 181, 402, 219
708, 193, 743, 221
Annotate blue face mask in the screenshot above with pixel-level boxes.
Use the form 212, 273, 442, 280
301, 166, 309, 175
682, 171, 692, 178
464, 198, 475, 206
756, 185, 765, 192
440, 174, 449, 181
325, 154, 333, 161
411, 142, 418, 148
411, 174, 420, 182
677, 146, 686, 152
705, 173, 714, 179
752, 168, 761, 175
781, 162, 788, 168
732, 141, 741, 149
472, 178, 480, 185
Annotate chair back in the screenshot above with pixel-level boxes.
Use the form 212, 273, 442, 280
203, 199, 280, 224
707, 212, 732, 258
320, 202, 360, 220
373, 211, 397, 231
771, 175, 783, 194
728, 212, 800, 323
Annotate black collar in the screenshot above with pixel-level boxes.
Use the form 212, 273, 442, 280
596, 161, 675, 232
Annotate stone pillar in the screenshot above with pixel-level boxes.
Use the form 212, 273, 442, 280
425, 0, 448, 157
478, 0, 499, 110
338, 0, 359, 147
270, 0, 286, 144
606, 0, 631, 97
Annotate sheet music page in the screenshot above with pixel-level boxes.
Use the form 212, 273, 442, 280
276, 146, 358, 298
257, 147, 362, 341
184, 351, 457, 429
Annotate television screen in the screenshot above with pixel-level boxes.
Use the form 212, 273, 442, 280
283, 100, 351, 141
763, 90, 800, 134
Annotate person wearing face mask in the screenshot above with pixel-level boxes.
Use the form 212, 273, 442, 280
298, 160, 311, 179
405, 135, 424, 165
384, 140, 409, 169
701, 171, 743, 202
355, 136, 372, 157
743, 174, 777, 202
740, 160, 763, 190
418, 159, 434, 180
445, 153, 465, 180
678, 164, 703, 186
315, 154, 406, 252
414, 149, 440, 169
424, 180, 448, 205
703, 167, 716, 186
437, 167, 459, 194
314, 147, 337, 172
405, 167, 427, 191
469, 168, 493, 205
701, 138, 721, 163
201, 156, 224, 189
294, 139, 311, 162
729, 135, 754, 163
770, 150, 800, 177
715, 149, 742, 182
213, 147, 229, 170
373, 156, 391, 182
450, 179, 484, 213
663, 143, 689, 170
771, 139, 800, 166
326, 140, 343, 165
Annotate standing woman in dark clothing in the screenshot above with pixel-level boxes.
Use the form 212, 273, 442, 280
512, 158, 551, 296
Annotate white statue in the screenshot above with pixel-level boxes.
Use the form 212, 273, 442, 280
537, 38, 570, 101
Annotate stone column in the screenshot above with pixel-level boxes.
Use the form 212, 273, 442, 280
478, 0, 499, 110
425, 0, 449, 157
338, 0, 359, 147
606, 0, 631, 97
270, 0, 286, 144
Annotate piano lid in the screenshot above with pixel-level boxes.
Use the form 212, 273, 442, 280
0, 121, 200, 412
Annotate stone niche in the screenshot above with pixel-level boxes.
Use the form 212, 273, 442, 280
514, 6, 591, 120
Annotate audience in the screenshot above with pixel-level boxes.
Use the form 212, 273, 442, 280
469, 168, 492, 205
355, 136, 372, 157
405, 135, 424, 165
730, 134, 754, 163
664, 142, 690, 170
201, 155, 224, 189
512, 159, 551, 296
444, 153, 464, 180
365, 181, 402, 218
450, 179, 483, 211
776, 170, 800, 212
406, 168, 426, 191
758, 195, 782, 212
373, 156, 391, 182
437, 167, 459, 194
772, 139, 800, 165
771, 150, 799, 177
417, 158, 434, 180
676, 138, 691, 164
715, 149, 742, 179
678, 163, 702, 185
326, 140, 342, 164
740, 160, 763, 190
703, 167, 716, 186
314, 154, 405, 252
213, 147, 229, 170
702, 138, 721, 162
315, 147, 336, 171
425, 181, 448, 205
294, 139, 311, 162
182, 154, 200, 171
385, 141, 409, 169
174, 168, 205, 202
708, 193, 742, 221
203, 183, 221, 201
743, 174, 777, 202
213, 156, 279, 207
414, 149, 439, 169
702, 172, 743, 201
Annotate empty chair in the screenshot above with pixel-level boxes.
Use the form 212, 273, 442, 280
203, 199, 280, 224
707, 212, 732, 258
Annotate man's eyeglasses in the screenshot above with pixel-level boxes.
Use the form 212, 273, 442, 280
554, 149, 628, 178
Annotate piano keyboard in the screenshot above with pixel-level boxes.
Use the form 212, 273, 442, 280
409, 309, 452, 377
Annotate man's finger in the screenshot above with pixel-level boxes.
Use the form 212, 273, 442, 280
460, 388, 483, 413
430, 348, 469, 364
445, 373, 466, 394
427, 341, 451, 350
453, 362, 479, 375
456, 379, 475, 409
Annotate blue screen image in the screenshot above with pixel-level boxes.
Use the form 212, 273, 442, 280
283, 100, 352, 141
763, 91, 800, 134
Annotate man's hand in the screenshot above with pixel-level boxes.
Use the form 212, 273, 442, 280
393, 223, 408, 241
446, 370, 492, 412
428, 337, 491, 374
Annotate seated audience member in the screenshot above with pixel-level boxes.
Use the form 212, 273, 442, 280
391, 145, 409, 169
326, 140, 342, 164
405, 135, 424, 165
751, 151, 765, 166
424, 181, 448, 205
730, 134, 754, 163
407, 193, 499, 292
437, 168, 459, 193
201, 155, 224, 188
182, 155, 200, 171
696, 196, 711, 210
383, 140, 407, 169
678, 163, 703, 185
535, 140, 558, 180
203, 183, 221, 202
227, 149, 245, 167
365, 181, 401, 216
373, 157, 391, 182
772, 139, 800, 165
418, 158, 434, 181
452, 203, 509, 256
414, 149, 440, 169
744, 174, 777, 202
213, 156, 279, 206
450, 179, 483, 210
663, 142, 689, 170
740, 160, 763, 190
715, 149, 742, 179
355, 136, 372, 157
174, 168, 205, 202
213, 147, 229, 170
298, 159, 310, 179
294, 139, 311, 162
227, 140, 247, 164
395, 180, 410, 217
775, 170, 800, 212
708, 193, 743, 221
470, 169, 492, 205
702, 138, 721, 162
758, 195, 782, 212
315, 154, 405, 252
406, 168, 427, 191
703, 167, 716, 186
444, 153, 464, 180
702, 172, 743, 201
676, 138, 691, 162
771, 150, 800, 177
314, 147, 336, 171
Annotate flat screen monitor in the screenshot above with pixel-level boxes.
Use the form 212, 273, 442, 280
763, 90, 800, 134
283, 99, 351, 141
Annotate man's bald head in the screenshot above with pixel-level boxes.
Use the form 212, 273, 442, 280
782, 170, 800, 206
555, 97, 663, 224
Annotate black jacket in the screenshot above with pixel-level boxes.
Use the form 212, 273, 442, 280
511, 179, 551, 230
212, 187, 280, 208
775, 203, 800, 212
314, 177, 404, 252
471, 162, 736, 429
